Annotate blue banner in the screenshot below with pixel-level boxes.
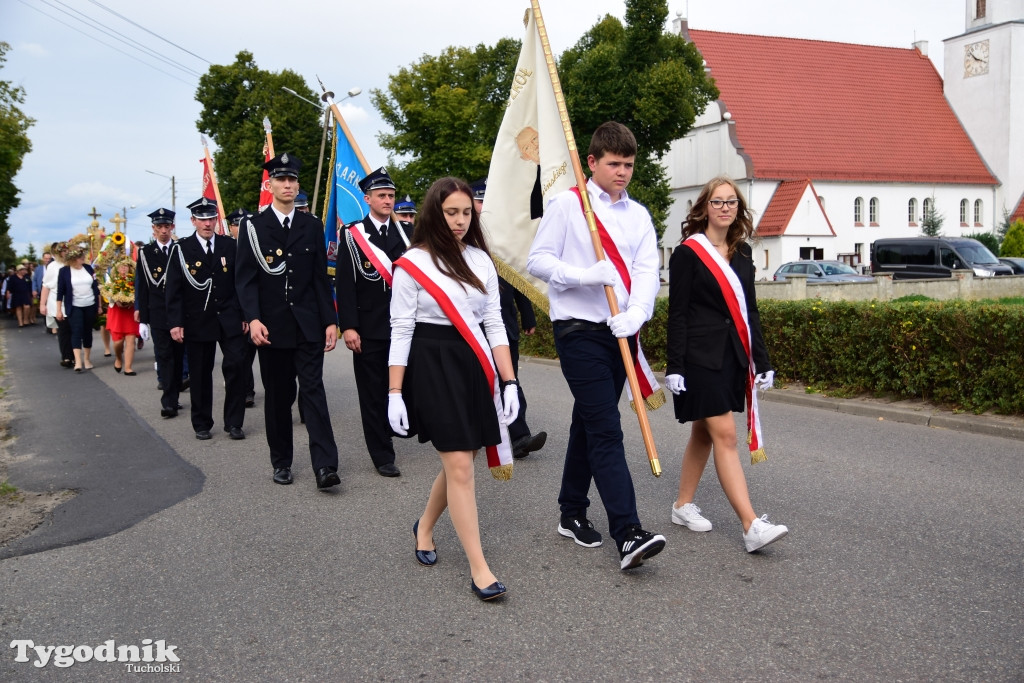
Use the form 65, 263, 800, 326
324, 123, 369, 266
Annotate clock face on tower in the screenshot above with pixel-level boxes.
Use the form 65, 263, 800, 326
964, 39, 990, 78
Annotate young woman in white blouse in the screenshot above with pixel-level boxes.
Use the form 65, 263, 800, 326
387, 177, 519, 601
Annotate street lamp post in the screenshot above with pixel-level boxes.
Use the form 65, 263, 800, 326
145, 170, 176, 212
280, 86, 361, 213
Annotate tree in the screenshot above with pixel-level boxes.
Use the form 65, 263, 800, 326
558, 0, 718, 236
195, 52, 325, 214
372, 39, 522, 202
1000, 219, 1024, 257
920, 195, 944, 237
0, 42, 35, 268
20, 243, 37, 263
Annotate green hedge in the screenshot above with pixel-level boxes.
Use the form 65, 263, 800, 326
519, 297, 1024, 415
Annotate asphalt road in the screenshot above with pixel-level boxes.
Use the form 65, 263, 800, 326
1, 318, 1021, 681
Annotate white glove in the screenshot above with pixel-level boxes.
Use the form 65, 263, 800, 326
388, 393, 409, 435
755, 370, 775, 391
665, 374, 686, 395
138, 323, 150, 341
502, 383, 520, 424
578, 260, 617, 287
607, 306, 646, 338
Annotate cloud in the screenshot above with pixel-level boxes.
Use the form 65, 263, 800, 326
15, 42, 49, 58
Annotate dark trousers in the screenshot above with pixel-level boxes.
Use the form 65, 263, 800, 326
554, 327, 640, 546
57, 317, 72, 362
152, 326, 184, 412
258, 342, 338, 472
506, 338, 531, 442
68, 305, 97, 349
352, 337, 395, 468
243, 342, 257, 397
185, 333, 248, 433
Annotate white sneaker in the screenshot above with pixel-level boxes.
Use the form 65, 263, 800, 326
743, 515, 789, 552
671, 502, 712, 532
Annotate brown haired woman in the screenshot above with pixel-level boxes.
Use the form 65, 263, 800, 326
388, 177, 519, 601
665, 176, 789, 553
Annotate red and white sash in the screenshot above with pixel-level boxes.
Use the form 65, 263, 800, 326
348, 224, 395, 286
394, 249, 514, 480
682, 233, 766, 463
569, 187, 664, 411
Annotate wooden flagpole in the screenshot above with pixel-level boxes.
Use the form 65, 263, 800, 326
529, 0, 661, 477
263, 116, 275, 158
316, 77, 405, 227
201, 135, 228, 234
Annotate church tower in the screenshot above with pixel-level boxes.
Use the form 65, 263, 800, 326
944, 0, 1024, 224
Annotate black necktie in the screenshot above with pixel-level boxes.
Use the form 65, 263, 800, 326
162, 245, 168, 256
379, 221, 387, 239
283, 217, 290, 230
206, 239, 212, 255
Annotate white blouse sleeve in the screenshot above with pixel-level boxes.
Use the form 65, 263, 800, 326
388, 267, 419, 367
480, 254, 508, 349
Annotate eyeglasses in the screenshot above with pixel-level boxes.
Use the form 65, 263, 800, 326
709, 199, 739, 210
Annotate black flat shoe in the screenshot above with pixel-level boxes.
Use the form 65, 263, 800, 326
124, 370, 136, 376
103, 353, 112, 357
160, 407, 178, 419
376, 462, 401, 477
273, 467, 293, 485
226, 426, 245, 440
470, 580, 507, 601
114, 365, 122, 373
195, 430, 212, 440
315, 467, 340, 489
413, 520, 436, 566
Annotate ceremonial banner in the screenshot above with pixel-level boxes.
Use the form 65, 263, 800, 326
258, 146, 273, 212
201, 157, 217, 202
481, 9, 575, 304
323, 122, 371, 265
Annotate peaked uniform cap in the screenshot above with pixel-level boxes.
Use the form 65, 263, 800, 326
226, 208, 249, 224
263, 152, 302, 178
148, 208, 176, 225
359, 167, 396, 193
187, 197, 219, 219
394, 194, 416, 214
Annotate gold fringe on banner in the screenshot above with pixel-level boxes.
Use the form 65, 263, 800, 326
493, 255, 549, 313
490, 463, 514, 481
748, 431, 767, 464
629, 387, 667, 413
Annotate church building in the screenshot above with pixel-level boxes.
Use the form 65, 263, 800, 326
663, 1, 1023, 279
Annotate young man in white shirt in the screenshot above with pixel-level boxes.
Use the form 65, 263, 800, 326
527, 122, 666, 570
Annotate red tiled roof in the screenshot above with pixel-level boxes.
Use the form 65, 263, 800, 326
757, 179, 833, 236
1011, 192, 1024, 224
688, 30, 998, 186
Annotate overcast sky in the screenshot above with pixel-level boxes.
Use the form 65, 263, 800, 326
2, 0, 965, 255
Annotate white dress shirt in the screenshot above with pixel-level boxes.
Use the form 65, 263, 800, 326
527, 178, 660, 324
271, 205, 296, 228
388, 245, 508, 367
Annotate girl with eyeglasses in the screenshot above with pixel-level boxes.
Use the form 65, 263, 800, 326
664, 176, 789, 553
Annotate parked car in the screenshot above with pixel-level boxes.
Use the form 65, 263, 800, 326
998, 257, 1024, 274
871, 237, 1013, 279
773, 260, 874, 283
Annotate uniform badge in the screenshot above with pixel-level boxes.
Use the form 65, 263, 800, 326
364, 261, 372, 269
266, 256, 273, 264
190, 269, 197, 275
276, 249, 283, 256
195, 261, 202, 267
156, 267, 162, 273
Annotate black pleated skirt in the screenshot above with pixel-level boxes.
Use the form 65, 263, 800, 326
404, 323, 501, 452
672, 342, 747, 423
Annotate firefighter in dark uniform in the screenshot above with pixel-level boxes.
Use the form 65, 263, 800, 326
135, 208, 184, 419
227, 207, 257, 408
394, 194, 416, 227
166, 197, 248, 441
235, 153, 341, 490
335, 167, 412, 477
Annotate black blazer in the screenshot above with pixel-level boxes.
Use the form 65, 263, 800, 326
55, 264, 100, 311
666, 241, 771, 377
135, 241, 174, 328
165, 233, 244, 342
235, 208, 336, 348
498, 276, 537, 343
335, 216, 413, 340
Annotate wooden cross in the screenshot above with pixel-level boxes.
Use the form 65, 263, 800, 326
87, 207, 101, 221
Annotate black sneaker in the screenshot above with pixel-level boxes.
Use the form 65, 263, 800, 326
618, 526, 666, 570
557, 515, 603, 548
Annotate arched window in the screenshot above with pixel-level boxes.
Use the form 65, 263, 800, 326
960, 199, 969, 225
854, 197, 864, 225
818, 196, 826, 210
974, 199, 983, 225
869, 198, 879, 224
977, 0, 986, 20
923, 197, 933, 221
908, 198, 918, 225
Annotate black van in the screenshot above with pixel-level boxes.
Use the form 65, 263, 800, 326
870, 237, 1013, 279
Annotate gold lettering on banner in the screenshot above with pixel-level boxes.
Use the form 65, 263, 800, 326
542, 162, 568, 195
509, 67, 534, 102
